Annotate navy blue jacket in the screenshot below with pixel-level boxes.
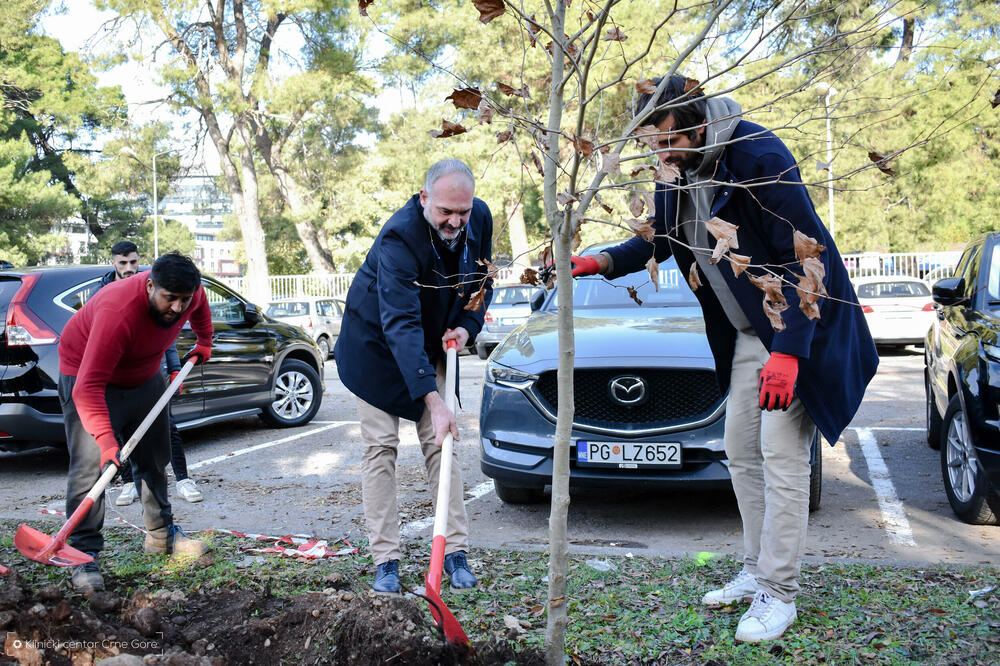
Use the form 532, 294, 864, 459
603, 120, 878, 445
335, 194, 494, 421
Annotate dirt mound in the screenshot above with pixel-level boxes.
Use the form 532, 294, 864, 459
0, 571, 552, 665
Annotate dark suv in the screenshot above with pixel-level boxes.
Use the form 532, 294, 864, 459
925, 232, 1000, 525
1, 266, 325, 453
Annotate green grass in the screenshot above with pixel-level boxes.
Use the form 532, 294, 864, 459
2, 520, 998, 664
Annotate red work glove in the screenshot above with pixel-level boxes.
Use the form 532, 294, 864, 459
96, 432, 121, 471
570, 255, 601, 277
183, 343, 212, 366
758, 352, 799, 411
169, 371, 184, 395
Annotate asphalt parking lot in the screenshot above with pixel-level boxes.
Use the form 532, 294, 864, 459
1, 348, 996, 565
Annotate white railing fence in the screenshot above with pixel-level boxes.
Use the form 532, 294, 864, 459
221, 252, 960, 302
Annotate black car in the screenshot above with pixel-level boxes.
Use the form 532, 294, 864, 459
0, 266, 325, 453
925, 232, 1000, 525
479, 246, 821, 508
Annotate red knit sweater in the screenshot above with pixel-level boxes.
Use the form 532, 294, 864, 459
58, 271, 214, 441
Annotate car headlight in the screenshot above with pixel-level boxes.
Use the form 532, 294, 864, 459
485, 359, 538, 389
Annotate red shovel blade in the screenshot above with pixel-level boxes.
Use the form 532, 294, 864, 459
14, 524, 93, 567
423, 571, 470, 646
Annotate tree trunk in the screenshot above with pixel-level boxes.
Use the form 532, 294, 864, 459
544, 4, 571, 664
232, 121, 272, 304
896, 17, 914, 64
506, 198, 532, 269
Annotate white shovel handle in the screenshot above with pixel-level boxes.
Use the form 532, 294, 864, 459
431, 345, 458, 539
85, 359, 197, 502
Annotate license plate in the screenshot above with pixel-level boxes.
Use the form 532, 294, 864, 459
501, 317, 527, 326
576, 441, 681, 469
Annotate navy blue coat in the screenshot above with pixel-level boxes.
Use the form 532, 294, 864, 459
335, 194, 494, 421
604, 120, 878, 445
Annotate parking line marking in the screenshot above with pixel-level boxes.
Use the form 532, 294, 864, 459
401, 480, 496, 536
188, 421, 358, 470
858, 426, 924, 432
853, 427, 916, 547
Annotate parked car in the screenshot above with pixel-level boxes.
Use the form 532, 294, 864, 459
852, 275, 936, 348
479, 245, 821, 507
265, 297, 344, 359
0, 266, 325, 454
925, 232, 1000, 525
474, 284, 544, 359
0, 260, 13, 271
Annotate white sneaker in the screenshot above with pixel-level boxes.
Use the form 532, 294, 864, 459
115, 482, 138, 506
176, 478, 203, 503
701, 568, 758, 605
735, 590, 797, 642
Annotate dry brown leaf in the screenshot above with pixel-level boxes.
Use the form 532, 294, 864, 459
763, 295, 788, 332
801, 256, 828, 296
706, 216, 739, 264
793, 230, 825, 263
594, 192, 613, 214
748, 272, 785, 301
655, 161, 680, 183
634, 124, 660, 151
497, 82, 530, 98
556, 191, 578, 206
464, 286, 486, 312
600, 152, 620, 175
630, 164, 655, 178
636, 79, 658, 95
429, 119, 468, 138
627, 286, 643, 306
729, 252, 751, 277
683, 77, 703, 95
796, 273, 822, 320
476, 99, 494, 124
868, 150, 897, 177
472, 0, 505, 24
688, 263, 702, 291
642, 193, 655, 216
546, 37, 580, 58
519, 268, 541, 286
476, 257, 501, 281
646, 257, 659, 292
573, 135, 595, 158
571, 228, 582, 252
626, 218, 654, 242
496, 128, 512, 144
444, 87, 482, 110
358, 0, 373, 16
530, 151, 544, 176
537, 245, 553, 267
602, 27, 627, 41
628, 192, 645, 218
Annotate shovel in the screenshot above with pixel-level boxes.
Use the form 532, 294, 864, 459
15, 360, 196, 567
422, 338, 470, 645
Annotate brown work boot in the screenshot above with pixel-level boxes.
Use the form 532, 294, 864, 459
144, 524, 209, 557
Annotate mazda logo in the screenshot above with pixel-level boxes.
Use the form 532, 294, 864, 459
608, 375, 647, 406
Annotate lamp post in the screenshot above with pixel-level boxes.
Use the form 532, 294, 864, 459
119, 147, 176, 257
815, 82, 837, 241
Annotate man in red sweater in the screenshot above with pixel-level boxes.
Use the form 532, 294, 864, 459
59, 251, 214, 592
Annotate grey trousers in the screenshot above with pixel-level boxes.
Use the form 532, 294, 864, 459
358, 364, 469, 565
725, 331, 816, 602
61, 372, 174, 554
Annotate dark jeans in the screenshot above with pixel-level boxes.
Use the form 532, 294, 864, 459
60, 372, 174, 555
120, 407, 187, 483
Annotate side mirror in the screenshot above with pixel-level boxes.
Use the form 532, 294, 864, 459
932, 277, 966, 307
244, 302, 265, 324
530, 289, 546, 312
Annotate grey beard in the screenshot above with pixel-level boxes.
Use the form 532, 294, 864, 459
424, 209, 462, 250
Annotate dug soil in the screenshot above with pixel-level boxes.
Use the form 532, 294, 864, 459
0, 571, 568, 665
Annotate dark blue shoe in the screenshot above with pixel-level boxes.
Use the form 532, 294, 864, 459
373, 559, 401, 594
443, 551, 477, 590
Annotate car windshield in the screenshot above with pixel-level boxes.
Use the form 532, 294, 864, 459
856, 281, 930, 298
491, 286, 539, 305
544, 256, 699, 310
266, 301, 310, 317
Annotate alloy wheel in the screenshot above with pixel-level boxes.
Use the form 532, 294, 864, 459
944, 408, 979, 503
271, 369, 314, 420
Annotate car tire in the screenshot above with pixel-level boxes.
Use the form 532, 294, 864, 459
940, 395, 1000, 525
476, 344, 489, 360
925, 371, 942, 450
316, 336, 331, 360
260, 358, 322, 428
809, 430, 822, 513
494, 481, 545, 504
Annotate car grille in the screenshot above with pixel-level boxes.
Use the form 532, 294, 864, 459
532, 368, 722, 430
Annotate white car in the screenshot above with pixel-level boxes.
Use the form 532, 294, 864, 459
474, 285, 544, 359
265, 297, 344, 359
852, 276, 935, 348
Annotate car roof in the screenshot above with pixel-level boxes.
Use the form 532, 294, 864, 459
268, 296, 336, 303
0, 265, 109, 279
850, 275, 926, 285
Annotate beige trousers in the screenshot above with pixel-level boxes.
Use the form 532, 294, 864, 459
358, 365, 469, 565
725, 330, 816, 602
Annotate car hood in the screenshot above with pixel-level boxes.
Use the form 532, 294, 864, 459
490, 306, 715, 374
